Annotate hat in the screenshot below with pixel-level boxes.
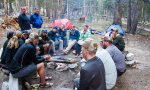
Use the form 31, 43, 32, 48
42, 28, 47, 33
82, 40, 98, 52
111, 27, 115, 30
22, 30, 29, 35
84, 24, 89, 28
101, 36, 112, 41
78, 38, 94, 45
112, 28, 118, 31
29, 33, 40, 40
7, 30, 15, 39
53, 26, 57, 29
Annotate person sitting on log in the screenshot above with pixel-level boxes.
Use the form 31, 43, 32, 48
63, 25, 80, 54
20, 30, 29, 46
9, 33, 53, 88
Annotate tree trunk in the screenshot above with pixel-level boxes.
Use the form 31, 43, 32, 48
9, 0, 13, 14
46, 0, 50, 19
131, 0, 142, 34
84, 0, 85, 15
4, 0, 8, 15
127, 0, 131, 33
57, 0, 59, 19
113, 0, 122, 26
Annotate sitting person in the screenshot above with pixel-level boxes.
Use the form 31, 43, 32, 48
1, 30, 15, 64
101, 36, 126, 77
48, 26, 63, 55
77, 38, 117, 90
38, 28, 53, 54
9, 33, 53, 88
75, 24, 91, 57
105, 26, 115, 39
1, 30, 22, 67
74, 40, 106, 90
111, 28, 125, 51
20, 30, 29, 46
63, 25, 80, 54
57, 24, 68, 47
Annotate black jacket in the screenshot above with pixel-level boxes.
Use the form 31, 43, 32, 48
78, 56, 106, 90
18, 14, 31, 31
19, 38, 26, 46
39, 34, 51, 45
48, 30, 58, 41
57, 27, 67, 38
9, 43, 45, 74
1, 39, 9, 64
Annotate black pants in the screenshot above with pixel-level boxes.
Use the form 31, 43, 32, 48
117, 69, 126, 77
115, 45, 124, 51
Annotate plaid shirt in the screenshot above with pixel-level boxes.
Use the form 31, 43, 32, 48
80, 30, 91, 40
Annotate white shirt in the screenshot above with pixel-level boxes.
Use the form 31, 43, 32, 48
96, 47, 117, 89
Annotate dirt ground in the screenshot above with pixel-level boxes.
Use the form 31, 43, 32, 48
0, 21, 150, 90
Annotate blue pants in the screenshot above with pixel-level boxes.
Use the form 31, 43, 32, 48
61, 37, 68, 47
75, 43, 81, 55
74, 78, 80, 89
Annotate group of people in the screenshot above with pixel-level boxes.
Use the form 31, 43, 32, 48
0, 6, 126, 90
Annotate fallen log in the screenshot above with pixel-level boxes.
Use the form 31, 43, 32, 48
45, 59, 77, 64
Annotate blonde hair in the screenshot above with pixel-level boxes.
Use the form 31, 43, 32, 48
7, 30, 22, 49
25, 38, 34, 43
25, 33, 39, 43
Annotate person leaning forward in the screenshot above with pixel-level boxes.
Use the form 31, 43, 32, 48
9, 33, 53, 88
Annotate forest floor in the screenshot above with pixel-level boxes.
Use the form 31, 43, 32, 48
0, 19, 150, 90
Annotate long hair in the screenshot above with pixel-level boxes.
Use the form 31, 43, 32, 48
7, 30, 22, 49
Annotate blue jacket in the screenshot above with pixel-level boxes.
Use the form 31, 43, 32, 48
69, 30, 80, 41
18, 14, 31, 31
1, 39, 9, 64
9, 43, 45, 74
48, 30, 59, 41
57, 27, 67, 38
30, 13, 43, 28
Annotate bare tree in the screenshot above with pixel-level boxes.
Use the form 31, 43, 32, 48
4, 0, 8, 15
127, 0, 131, 33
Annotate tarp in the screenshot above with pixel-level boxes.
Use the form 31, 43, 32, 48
48, 19, 73, 29
106, 24, 124, 36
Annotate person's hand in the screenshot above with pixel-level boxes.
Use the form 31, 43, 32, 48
56, 33, 58, 36
36, 47, 40, 51
43, 55, 51, 61
62, 28, 64, 31
75, 87, 77, 90
51, 40, 53, 43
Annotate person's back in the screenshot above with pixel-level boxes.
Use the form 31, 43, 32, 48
96, 47, 117, 89
78, 56, 106, 90
106, 44, 126, 74
113, 34, 125, 48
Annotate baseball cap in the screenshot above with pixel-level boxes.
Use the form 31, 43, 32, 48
112, 28, 118, 31
22, 30, 29, 35
82, 40, 98, 52
29, 33, 40, 40
111, 27, 115, 30
78, 38, 94, 45
53, 26, 57, 29
101, 36, 112, 41
42, 28, 47, 33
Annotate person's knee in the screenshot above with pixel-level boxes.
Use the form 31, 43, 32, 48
37, 62, 44, 70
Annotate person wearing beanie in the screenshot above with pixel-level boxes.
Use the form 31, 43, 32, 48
74, 40, 106, 90
37, 28, 53, 55
1, 30, 15, 64
75, 24, 91, 57
57, 24, 68, 47
48, 26, 63, 54
9, 33, 53, 88
63, 25, 80, 54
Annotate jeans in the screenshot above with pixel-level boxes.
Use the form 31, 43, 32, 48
61, 37, 68, 47
75, 43, 81, 55
73, 78, 80, 89
117, 69, 126, 77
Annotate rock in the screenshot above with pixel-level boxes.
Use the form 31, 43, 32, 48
126, 53, 134, 61
122, 51, 128, 59
126, 60, 135, 65
9, 73, 19, 90
56, 63, 68, 71
47, 62, 57, 69
72, 50, 75, 54
1, 81, 9, 90
68, 63, 78, 69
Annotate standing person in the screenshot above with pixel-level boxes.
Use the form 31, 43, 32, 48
63, 25, 80, 54
20, 30, 29, 46
1, 30, 15, 64
74, 40, 106, 90
75, 24, 91, 57
101, 36, 126, 77
48, 26, 63, 54
111, 28, 125, 51
18, 6, 31, 31
57, 24, 68, 48
30, 8, 43, 34
9, 33, 53, 88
